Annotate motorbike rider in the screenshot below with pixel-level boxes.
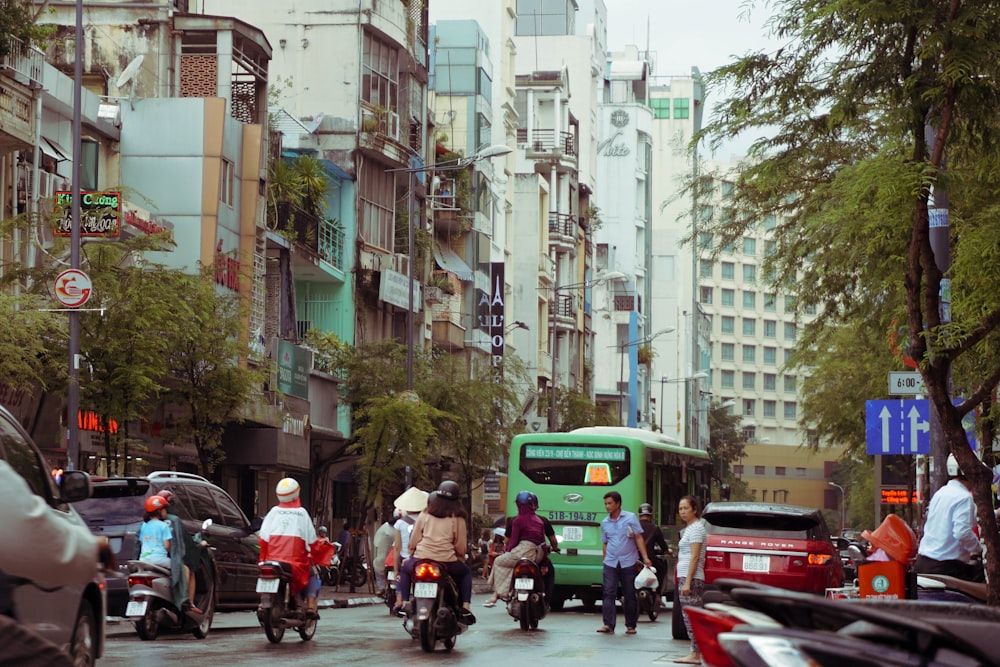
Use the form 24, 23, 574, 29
0, 460, 116, 667
312, 525, 336, 582
156, 489, 203, 615
393, 480, 477, 625
638, 503, 671, 594
138, 494, 173, 570
484, 490, 547, 607
393, 486, 429, 582
914, 454, 986, 583
258, 478, 321, 619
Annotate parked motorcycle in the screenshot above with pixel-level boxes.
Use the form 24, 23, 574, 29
125, 518, 216, 641
314, 540, 341, 587
683, 579, 1000, 667
401, 558, 467, 653
255, 559, 317, 643
506, 548, 549, 631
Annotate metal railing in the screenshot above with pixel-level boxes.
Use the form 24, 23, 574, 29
517, 128, 576, 156
0, 35, 44, 88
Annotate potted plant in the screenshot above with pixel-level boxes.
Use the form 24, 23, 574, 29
636, 344, 655, 366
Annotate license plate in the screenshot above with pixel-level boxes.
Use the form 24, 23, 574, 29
125, 600, 148, 617
413, 582, 438, 598
256, 578, 280, 593
562, 526, 583, 542
742, 554, 771, 572
387, 571, 395, 581
515, 578, 534, 590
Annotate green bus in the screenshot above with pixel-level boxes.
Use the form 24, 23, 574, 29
504, 426, 711, 610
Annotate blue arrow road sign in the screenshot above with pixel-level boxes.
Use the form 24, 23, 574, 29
866, 399, 978, 455
866, 399, 930, 455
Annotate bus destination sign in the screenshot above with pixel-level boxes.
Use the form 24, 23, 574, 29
525, 445, 626, 461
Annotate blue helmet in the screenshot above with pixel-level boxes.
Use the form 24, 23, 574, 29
515, 490, 532, 507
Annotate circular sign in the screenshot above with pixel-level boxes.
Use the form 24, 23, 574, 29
54, 269, 93, 308
871, 574, 890, 593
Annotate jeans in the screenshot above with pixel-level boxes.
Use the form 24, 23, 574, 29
602, 563, 639, 629
398, 559, 473, 604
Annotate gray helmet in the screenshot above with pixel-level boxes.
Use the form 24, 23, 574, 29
318, 525, 328, 534
436, 480, 460, 500
638, 503, 653, 516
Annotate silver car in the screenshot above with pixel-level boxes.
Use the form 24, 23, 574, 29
0, 406, 106, 665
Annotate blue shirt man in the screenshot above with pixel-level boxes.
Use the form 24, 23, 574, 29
597, 491, 651, 635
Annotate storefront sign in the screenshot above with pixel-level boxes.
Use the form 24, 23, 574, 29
54, 191, 121, 237
277, 340, 311, 400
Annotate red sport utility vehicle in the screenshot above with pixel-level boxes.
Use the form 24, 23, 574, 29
702, 501, 844, 593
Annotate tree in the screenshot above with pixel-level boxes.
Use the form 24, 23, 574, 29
160, 268, 266, 476
0, 294, 65, 395
554, 387, 618, 431
692, 0, 1000, 602
0, 0, 54, 57
707, 401, 746, 501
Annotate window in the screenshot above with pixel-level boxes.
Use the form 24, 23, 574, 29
673, 97, 690, 119
721, 261, 735, 280
362, 33, 399, 110
743, 291, 756, 308
721, 288, 735, 307
784, 348, 794, 364
650, 97, 670, 119
182, 485, 223, 526
0, 415, 61, 510
764, 293, 776, 311
721, 241, 735, 254
763, 400, 776, 417
699, 231, 713, 250
763, 373, 776, 390
700, 286, 713, 304
743, 264, 757, 282
804, 304, 817, 315
700, 259, 713, 278
220, 158, 234, 206
721, 343, 735, 361
795, 467, 807, 477
742, 317, 756, 336
360, 163, 395, 250
763, 214, 777, 230
764, 239, 777, 257
754, 465, 766, 475
764, 320, 777, 338
721, 370, 735, 388
721, 316, 735, 334
743, 399, 755, 417
784, 375, 797, 392
784, 322, 797, 341
784, 401, 797, 419
721, 181, 734, 198
775, 466, 786, 476
743, 238, 756, 256
210, 488, 248, 529
764, 347, 776, 364
734, 464, 744, 476
785, 295, 796, 311
742, 345, 756, 362
742, 371, 756, 389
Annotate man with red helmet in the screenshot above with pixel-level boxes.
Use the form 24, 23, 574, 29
259, 478, 321, 619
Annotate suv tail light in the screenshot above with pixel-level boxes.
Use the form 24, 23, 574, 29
808, 553, 833, 566
414, 562, 441, 581
683, 606, 740, 667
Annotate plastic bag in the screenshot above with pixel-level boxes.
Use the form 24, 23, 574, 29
634, 565, 657, 589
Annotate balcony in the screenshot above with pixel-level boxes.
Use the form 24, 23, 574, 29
277, 202, 346, 280
538, 252, 555, 285
432, 320, 466, 351
552, 292, 576, 331
548, 212, 578, 254
0, 36, 43, 153
518, 128, 577, 161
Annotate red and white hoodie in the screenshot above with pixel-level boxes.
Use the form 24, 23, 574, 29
258, 498, 319, 596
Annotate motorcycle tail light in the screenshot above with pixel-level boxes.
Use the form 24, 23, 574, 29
258, 563, 281, 578
683, 606, 740, 667
808, 553, 833, 566
414, 562, 441, 581
128, 574, 155, 588
513, 562, 535, 578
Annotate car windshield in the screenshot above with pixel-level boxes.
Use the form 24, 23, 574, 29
703, 512, 824, 541
75, 487, 147, 525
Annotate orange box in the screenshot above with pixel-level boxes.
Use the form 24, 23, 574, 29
858, 560, 907, 599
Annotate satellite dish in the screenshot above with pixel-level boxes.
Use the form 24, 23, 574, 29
115, 54, 144, 90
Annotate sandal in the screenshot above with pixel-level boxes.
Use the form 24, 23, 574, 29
482, 599, 497, 608
625, 627, 637, 635
596, 626, 614, 634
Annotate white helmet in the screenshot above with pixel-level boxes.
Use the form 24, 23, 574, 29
276, 477, 300, 502
946, 454, 959, 477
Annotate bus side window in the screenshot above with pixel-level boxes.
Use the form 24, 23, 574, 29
585, 462, 612, 485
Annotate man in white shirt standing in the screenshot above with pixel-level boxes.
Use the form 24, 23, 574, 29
914, 454, 985, 583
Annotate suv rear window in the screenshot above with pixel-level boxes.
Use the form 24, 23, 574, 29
703, 512, 826, 541
75, 494, 146, 526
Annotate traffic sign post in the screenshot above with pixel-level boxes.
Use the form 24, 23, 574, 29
865, 399, 930, 455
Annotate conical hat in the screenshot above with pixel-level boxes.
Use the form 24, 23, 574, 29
393, 486, 429, 512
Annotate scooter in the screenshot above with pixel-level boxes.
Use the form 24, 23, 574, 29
636, 558, 665, 621
506, 546, 549, 631
314, 540, 342, 587
402, 559, 467, 653
125, 519, 215, 641
255, 559, 318, 643
383, 564, 396, 612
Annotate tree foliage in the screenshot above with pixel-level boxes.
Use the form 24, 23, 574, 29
554, 387, 618, 431
692, 0, 1000, 602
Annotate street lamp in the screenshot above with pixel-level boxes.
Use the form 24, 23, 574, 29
616, 327, 675, 426
658, 372, 708, 434
387, 144, 512, 390
545, 271, 626, 431
829, 481, 846, 532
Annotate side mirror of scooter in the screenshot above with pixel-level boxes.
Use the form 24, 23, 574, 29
847, 544, 865, 565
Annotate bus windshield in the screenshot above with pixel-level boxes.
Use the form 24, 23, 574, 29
519, 443, 631, 486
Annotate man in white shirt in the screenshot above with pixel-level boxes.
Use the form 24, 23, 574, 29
914, 454, 985, 583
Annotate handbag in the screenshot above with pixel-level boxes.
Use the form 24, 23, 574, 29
634, 564, 658, 589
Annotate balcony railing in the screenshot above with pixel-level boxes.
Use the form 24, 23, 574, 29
613, 293, 635, 312
548, 212, 576, 238
1, 35, 44, 88
277, 202, 345, 269
517, 128, 576, 156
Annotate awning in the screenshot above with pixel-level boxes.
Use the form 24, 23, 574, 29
433, 242, 473, 282
40, 136, 71, 162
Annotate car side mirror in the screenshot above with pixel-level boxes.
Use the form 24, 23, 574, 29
59, 470, 92, 503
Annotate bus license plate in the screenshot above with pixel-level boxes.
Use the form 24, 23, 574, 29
742, 554, 770, 573
414, 582, 438, 598
561, 526, 583, 542
515, 578, 534, 590
256, 578, 280, 593
125, 600, 147, 617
